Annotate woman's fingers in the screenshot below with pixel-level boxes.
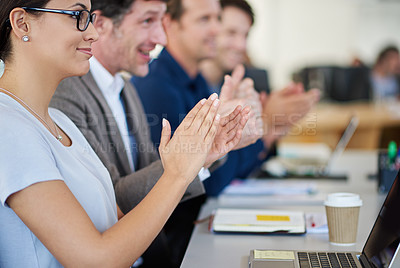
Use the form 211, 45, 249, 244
204, 113, 220, 145
228, 108, 250, 148
225, 128, 244, 151
180, 97, 207, 130
217, 106, 250, 149
198, 96, 220, 133
223, 107, 244, 136
226, 107, 250, 139
224, 119, 248, 152
239, 106, 251, 127
220, 105, 242, 127
189, 93, 219, 133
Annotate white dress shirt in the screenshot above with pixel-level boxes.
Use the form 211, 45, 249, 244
90, 58, 144, 268
90, 57, 136, 172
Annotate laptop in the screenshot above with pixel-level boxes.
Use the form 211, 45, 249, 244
249, 169, 400, 268
278, 116, 359, 176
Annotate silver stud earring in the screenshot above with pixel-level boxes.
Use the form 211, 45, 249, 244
22, 35, 29, 42
0, 59, 4, 79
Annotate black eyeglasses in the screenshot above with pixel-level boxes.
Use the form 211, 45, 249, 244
22, 7, 96, 32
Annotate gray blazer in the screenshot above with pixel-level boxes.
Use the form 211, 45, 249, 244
51, 72, 205, 213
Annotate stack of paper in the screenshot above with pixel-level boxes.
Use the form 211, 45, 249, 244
211, 208, 306, 234
222, 179, 317, 196
219, 179, 325, 207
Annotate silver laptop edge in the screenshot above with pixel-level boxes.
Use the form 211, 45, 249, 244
323, 115, 359, 174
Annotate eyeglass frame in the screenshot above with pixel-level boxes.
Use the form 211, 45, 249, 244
21, 7, 96, 32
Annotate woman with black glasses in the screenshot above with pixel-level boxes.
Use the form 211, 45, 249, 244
0, 0, 246, 267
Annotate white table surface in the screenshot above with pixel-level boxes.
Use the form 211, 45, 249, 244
181, 150, 388, 268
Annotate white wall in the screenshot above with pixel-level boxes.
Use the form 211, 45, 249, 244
247, 0, 400, 89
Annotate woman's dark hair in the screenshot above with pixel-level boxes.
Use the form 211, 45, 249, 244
0, 0, 51, 61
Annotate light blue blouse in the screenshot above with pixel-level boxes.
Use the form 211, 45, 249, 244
0, 93, 118, 267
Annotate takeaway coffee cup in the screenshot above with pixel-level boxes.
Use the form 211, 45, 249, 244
324, 193, 363, 245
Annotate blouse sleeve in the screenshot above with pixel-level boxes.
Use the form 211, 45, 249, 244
0, 114, 64, 207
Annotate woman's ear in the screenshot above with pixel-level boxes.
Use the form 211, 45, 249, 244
9, 8, 30, 40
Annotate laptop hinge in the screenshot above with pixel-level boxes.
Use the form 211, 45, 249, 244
359, 254, 372, 268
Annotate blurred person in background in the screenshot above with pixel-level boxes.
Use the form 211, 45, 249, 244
371, 45, 400, 102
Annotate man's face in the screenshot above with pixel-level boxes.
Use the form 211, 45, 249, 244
98, 0, 167, 76
215, 6, 252, 72
172, 0, 221, 63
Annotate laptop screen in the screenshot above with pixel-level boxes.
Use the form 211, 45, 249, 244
324, 116, 359, 173
362, 170, 400, 268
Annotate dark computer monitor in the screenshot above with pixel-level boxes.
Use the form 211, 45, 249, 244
360, 170, 400, 267
299, 66, 372, 102
245, 67, 271, 94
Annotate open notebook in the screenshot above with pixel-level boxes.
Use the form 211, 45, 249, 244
210, 208, 306, 234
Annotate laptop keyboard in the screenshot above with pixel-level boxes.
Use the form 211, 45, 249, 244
298, 252, 358, 268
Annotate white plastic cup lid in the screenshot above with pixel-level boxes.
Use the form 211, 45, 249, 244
324, 192, 363, 207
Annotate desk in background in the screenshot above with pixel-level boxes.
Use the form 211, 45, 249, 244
181, 150, 386, 268
281, 102, 400, 150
